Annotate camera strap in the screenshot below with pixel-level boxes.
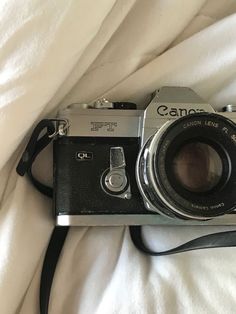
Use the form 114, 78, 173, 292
129, 226, 236, 255
16, 119, 236, 314
16, 120, 69, 314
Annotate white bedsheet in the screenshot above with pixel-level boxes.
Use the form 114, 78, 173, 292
1, 1, 236, 313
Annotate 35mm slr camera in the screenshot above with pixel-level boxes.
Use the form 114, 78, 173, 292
53, 87, 236, 226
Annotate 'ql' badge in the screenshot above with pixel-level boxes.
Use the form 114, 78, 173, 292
76, 152, 93, 161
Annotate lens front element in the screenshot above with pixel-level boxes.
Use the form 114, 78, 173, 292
173, 142, 223, 193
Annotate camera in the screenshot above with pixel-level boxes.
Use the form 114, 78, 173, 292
53, 87, 236, 226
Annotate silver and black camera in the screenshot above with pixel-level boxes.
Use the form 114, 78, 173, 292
54, 87, 236, 226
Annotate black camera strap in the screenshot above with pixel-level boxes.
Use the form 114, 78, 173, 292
17, 120, 69, 314
16, 120, 236, 314
129, 226, 236, 255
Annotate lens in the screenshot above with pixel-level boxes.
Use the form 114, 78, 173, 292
172, 142, 223, 193
136, 112, 236, 220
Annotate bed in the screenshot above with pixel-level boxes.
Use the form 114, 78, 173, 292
1, 0, 236, 313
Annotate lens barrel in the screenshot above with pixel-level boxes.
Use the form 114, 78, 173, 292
136, 113, 236, 220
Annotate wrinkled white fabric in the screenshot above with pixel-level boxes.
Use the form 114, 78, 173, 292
1, 0, 236, 313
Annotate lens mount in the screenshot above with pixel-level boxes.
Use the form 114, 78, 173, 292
136, 113, 236, 220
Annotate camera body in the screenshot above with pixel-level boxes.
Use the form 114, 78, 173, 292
54, 87, 236, 226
